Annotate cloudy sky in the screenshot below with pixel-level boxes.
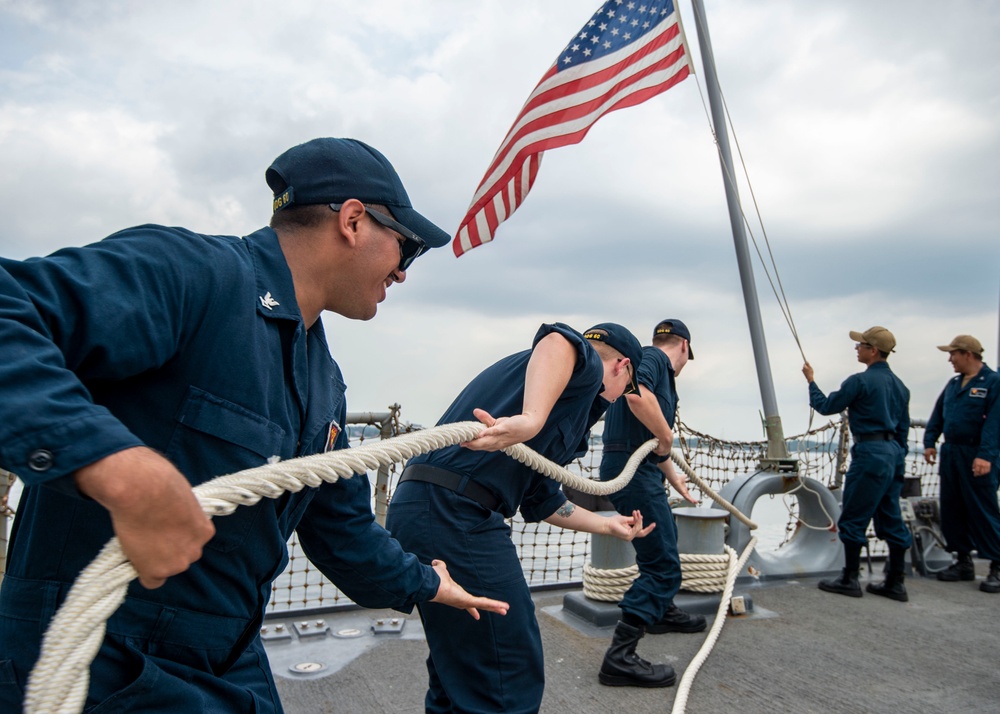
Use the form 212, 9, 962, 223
1, 0, 998, 441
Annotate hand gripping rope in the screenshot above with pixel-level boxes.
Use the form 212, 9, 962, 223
24, 421, 755, 714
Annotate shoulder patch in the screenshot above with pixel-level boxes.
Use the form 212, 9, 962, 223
325, 420, 342, 451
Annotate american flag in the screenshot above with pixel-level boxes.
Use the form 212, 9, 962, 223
453, 0, 693, 257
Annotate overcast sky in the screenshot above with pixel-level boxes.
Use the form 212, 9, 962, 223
1, 0, 998, 441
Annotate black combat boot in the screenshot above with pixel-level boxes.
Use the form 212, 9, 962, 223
599, 621, 676, 688
647, 605, 707, 634
867, 544, 909, 602
937, 553, 975, 581
818, 542, 863, 597
980, 562, 1000, 594
867, 572, 908, 601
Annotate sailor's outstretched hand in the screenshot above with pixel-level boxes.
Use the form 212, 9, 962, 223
802, 362, 815, 383
604, 510, 656, 541
461, 408, 538, 452
429, 559, 510, 619
664, 467, 699, 505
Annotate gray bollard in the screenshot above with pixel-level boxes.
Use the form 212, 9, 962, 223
674, 507, 728, 555
589, 510, 636, 569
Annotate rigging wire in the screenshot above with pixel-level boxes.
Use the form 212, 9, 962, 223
685, 0, 808, 365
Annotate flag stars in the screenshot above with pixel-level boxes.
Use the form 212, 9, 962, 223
552, 1, 668, 67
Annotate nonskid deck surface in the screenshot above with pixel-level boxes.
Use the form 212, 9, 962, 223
269, 561, 998, 713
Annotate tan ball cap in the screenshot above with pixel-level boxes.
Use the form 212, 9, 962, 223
937, 335, 984, 356
848, 326, 896, 353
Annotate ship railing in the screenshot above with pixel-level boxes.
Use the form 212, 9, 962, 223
264, 410, 943, 615
0, 412, 958, 611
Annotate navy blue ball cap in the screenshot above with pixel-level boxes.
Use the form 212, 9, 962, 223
653, 318, 694, 359
266, 138, 450, 248
583, 323, 643, 392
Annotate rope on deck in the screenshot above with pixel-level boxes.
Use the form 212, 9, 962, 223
25, 422, 661, 714
577, 449, 760, 714
671, 537, 758, 714
582, 447, 757, 600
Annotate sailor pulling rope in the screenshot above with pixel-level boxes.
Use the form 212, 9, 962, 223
25, 423, 756, 714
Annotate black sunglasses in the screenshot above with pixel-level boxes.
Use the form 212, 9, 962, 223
329, 203, 429, 272
623, 361, 639, 395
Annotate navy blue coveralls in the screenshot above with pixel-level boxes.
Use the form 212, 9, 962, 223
599, 346, 681, 626
0, 226, 438, 712
923, 364, 1000, 562
386, 323, 607, 714
809, 361, 913, 549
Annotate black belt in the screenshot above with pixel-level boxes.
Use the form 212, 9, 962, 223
945, 435, 981, 447
856, 432, 894, 442
398, 464, 502, 512
602, 444, 632, 453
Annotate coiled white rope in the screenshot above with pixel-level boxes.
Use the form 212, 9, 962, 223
677, 555, 733, 593
583, 563, 639, 601
582, 553, 734, 601
25, 422, 658, 714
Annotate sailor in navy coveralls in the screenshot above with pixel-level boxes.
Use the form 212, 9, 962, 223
0, 138, 506, 712
923, 334, 1000, 593
803, 326, 913, 601
387, 323, 653, 714
597, 319, 705, 689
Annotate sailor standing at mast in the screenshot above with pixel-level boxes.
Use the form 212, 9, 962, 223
802, 326, 913, 601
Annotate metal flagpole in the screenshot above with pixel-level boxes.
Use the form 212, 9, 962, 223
689, 0, 793, 469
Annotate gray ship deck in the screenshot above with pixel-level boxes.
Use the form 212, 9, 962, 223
268, 560, 999, 713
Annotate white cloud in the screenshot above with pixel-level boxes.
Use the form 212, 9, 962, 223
1, 0, 998, 441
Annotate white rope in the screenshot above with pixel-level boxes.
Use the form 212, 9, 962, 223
669, 451, 757, 530
24, 422, 658, 714
582, 553, 734, 602
575, 450, 759, 714
582, 562, 639, 601
678, 554, 732, 594
671, 537, 758, 714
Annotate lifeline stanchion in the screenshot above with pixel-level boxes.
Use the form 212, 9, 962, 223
25, 422, 657, 714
